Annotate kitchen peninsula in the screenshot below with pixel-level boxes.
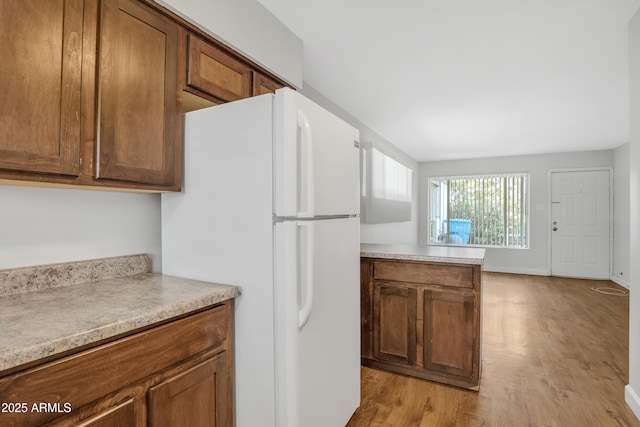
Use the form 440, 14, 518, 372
360, 243, 485, 390
0, 255, 239, 426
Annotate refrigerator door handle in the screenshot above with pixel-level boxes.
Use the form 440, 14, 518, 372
297, 110, 315, 218
298, 221, 315, 328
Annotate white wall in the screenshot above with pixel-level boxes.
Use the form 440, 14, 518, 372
0, 185, 162, 272
626, 7, 640, 420
157, 0, 303, 88
300, 84, 419, 245
613, 142, 630, 288
419, 150, 613, 275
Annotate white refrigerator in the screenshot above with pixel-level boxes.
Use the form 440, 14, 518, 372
161, 88, 361, 427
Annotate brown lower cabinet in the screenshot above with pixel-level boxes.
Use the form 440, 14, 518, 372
0, 302, 233, 426
361, 258, 482, 390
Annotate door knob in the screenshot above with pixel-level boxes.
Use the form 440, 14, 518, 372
552, 227, 558, 231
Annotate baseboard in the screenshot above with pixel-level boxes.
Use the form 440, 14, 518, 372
626, 385, 640, 421
611, 275, 630, 289
482, 266, 548, 276
483, 267, 632, 285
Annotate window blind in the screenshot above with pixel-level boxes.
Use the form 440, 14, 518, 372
429, 173, 528, 248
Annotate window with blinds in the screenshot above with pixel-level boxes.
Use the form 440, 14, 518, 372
429, 174, 529, 248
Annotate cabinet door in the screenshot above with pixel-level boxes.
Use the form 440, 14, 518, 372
252, 71, 283, 96
187, 34, 252, 103
64, 399, 137, 427
360, 259, 374, 359
96, 0, 180, 186
148, 352, 231, 427
0, 0, 82, 176
423, 289, 475, 378
373, 283, 417, 366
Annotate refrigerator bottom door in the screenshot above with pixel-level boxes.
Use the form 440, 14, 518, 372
274, 217, 360, 427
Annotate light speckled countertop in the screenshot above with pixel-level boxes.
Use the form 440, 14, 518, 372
0, 255, 239, 372
361, 243, 486, 265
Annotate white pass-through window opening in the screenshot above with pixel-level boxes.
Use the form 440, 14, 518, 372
370, 148, 412, 202
361, 147, 413, 223
429, 174, 529, 248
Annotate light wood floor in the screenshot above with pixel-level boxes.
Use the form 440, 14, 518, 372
346, 272, 639, 427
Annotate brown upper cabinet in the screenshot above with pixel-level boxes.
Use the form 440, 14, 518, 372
0, 0, 83, 178
96, 0, 180, 187
0, 0, 182, 191
253, 71, 283, 96
0, 0, 289, 192
186, 34, 252, 103
184, 33, 287, 107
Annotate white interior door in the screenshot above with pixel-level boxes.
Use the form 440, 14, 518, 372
550, 170, 610, 279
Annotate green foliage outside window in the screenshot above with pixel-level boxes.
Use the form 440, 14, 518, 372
430, 174, 528, 248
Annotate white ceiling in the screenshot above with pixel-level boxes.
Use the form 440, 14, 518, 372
256, 0, 640, 162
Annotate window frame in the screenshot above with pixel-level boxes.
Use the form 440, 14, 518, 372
427, 173, 530, 249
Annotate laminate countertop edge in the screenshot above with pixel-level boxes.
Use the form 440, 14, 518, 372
361, 243, 486, 265
0, 257, 239, 373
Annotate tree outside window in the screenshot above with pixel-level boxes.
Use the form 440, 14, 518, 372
429, 174, 528, 248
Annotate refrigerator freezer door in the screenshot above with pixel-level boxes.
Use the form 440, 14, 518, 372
274, 217, 361, 427
274, 88, 360, 218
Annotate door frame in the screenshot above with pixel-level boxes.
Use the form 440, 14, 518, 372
547, 167, 613, 279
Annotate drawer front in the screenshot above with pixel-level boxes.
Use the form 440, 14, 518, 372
186, 34, 251, 102
374, 260, 475, 289
252, 71, 283, 96
0, 303, 230, 426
